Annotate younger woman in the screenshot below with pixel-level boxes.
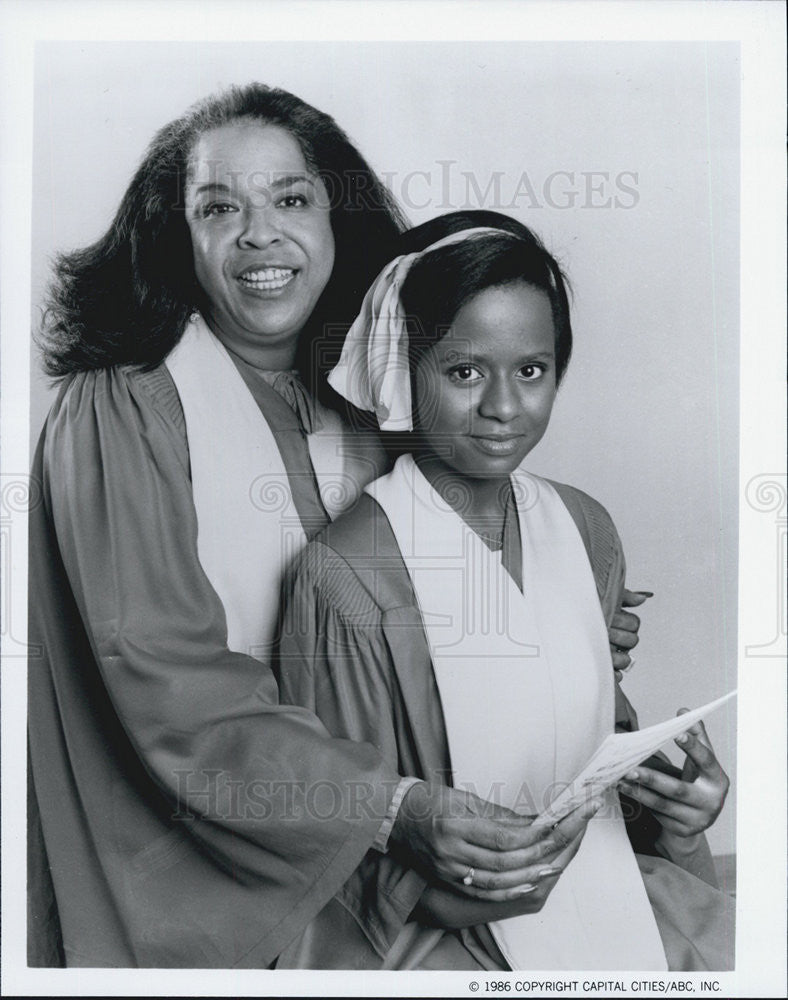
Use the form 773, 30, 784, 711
276, 212, 734, 970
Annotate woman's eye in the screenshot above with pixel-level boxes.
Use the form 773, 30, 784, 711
278, 193, 308, 208
448, 364, 483, 383
202, 202, 238, 218
518, 364, 545, 381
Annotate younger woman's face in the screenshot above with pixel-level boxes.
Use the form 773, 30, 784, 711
413, 282, 558, 481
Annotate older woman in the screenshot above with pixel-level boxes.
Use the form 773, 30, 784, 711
28, 84, 643, 969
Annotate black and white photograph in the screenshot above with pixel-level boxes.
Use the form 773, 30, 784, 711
1, 1, 785, 996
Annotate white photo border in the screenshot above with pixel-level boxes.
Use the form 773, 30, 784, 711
1, 2, 785, 996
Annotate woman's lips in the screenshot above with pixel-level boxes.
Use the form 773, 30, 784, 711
237, 267, 296, 292
470, 435, 525, 456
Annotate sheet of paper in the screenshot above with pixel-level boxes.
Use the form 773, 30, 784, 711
534, 690, 737, 827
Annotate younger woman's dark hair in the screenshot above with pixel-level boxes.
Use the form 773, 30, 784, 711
40, 82, 407, 387
398, 210, 572, 385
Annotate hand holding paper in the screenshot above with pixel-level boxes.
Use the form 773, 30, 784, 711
535, 690, 736, 827
617, 707, 732, 838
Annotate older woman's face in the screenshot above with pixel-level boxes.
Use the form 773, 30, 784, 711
185, 121, 335, 368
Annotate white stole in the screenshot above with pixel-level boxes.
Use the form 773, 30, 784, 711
166, 314, 366, 660
368, 454, 667, 970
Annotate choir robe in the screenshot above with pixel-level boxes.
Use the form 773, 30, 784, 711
27, 361, 424, 968
275, 489, 736, 970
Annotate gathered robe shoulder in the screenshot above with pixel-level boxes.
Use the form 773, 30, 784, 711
27, 363, 400, 968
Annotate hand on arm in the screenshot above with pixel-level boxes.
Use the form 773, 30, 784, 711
609, 588, 652, 673
617, 713, 730, 838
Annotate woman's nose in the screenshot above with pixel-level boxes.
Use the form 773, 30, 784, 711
478, 376, 521, 423
237, 207, 283, 249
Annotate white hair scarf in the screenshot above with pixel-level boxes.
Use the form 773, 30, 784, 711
327, 226, 516, 431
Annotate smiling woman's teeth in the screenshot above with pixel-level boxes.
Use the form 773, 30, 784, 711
238, 268, 295, 290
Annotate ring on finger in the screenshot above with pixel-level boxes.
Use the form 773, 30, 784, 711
615, 649, 635, 673
461, 866, 475, 886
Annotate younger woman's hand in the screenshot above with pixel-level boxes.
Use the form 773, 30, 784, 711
617, 712, 730, 837
609, 589, 652, 673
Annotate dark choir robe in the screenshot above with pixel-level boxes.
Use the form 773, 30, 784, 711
27, 361, 419, 968
275, 490, 736, 970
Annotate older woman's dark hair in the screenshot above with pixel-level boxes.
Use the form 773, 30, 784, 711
40, 83, 407, 383
398, 210, 572, 385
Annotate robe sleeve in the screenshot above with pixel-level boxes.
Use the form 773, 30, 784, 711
30, 365, 401, 966
276, 539, 428, 962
